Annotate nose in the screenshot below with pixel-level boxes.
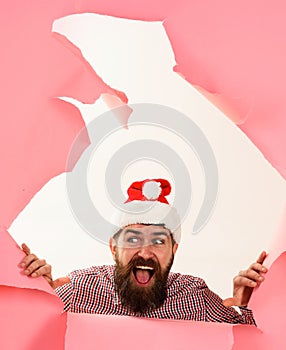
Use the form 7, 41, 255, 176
137, 244, 154, 259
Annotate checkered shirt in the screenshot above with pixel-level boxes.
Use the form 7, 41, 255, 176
55, 265, 256, 324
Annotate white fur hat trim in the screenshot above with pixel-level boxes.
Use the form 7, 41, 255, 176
111, 200, 181, 243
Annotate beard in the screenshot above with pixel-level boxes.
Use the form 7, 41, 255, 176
114, 253, 174, 314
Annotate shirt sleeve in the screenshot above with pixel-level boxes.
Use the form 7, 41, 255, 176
54, 280, 74, 312
202, 284, 256, 325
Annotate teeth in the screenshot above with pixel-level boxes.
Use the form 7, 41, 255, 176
136, 266, 154, 270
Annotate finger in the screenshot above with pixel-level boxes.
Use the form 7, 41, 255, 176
30, 264, 52, 278
256, 251, 267, 265
239, 268, 265, 283
21, 243, 31, 256
20, 253, 39, 268
23, 259, 46, 275
234, 275, 258, 288
249, 262, 268, 273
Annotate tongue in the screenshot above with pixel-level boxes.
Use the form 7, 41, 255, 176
135, 270, 150, 284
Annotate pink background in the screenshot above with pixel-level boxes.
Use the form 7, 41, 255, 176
1, 1, 286, 349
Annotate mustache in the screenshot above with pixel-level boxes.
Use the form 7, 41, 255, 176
128, 255, 159, 271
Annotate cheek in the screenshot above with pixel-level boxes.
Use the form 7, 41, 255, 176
118, 249, 137, 265
156, 249, 173, 267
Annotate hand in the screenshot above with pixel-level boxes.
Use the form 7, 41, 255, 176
20, 243, 53, 287
223, 251, 268, 307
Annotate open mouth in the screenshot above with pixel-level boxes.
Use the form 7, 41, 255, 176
133, 265, 155, 285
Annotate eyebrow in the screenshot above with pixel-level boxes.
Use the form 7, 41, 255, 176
124, 229, 169, 237
124, 229, 143, 235
152, 231, 169, 237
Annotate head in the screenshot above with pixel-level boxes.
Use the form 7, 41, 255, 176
109, 223, 178, 314
109, 178, 181, 313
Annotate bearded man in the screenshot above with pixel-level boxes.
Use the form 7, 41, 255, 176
20, 179, 267, 323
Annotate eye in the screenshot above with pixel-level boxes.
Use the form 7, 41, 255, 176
126, 236, 139, 244
152, 238, 165, 245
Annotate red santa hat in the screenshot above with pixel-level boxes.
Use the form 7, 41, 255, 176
112, 179, 181, 243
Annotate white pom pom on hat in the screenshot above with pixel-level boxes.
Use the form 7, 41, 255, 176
142, 180, 162, 200
112, 179, 181, 243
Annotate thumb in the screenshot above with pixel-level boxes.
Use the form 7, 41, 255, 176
222, 297, 236, 307
52, 277, 71, 289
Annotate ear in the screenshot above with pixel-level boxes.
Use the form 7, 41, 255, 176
172, 243, 179, 256
109, 237, 117, 261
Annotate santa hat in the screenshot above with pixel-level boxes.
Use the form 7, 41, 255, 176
112, 179, 181, 243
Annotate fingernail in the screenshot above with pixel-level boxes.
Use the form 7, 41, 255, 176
259, 276, 264, 281
20, 263, 26, 268
24, 269, 29, 274
31, 273, 37, 277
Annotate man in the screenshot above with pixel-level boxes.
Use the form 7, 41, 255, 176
20, 179, 267, 324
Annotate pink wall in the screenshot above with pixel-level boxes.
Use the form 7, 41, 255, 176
1, 1, 286, 349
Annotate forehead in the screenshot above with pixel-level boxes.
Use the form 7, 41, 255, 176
121, 224, 171, 237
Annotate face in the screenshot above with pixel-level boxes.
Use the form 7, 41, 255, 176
110, 224, 178, 314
